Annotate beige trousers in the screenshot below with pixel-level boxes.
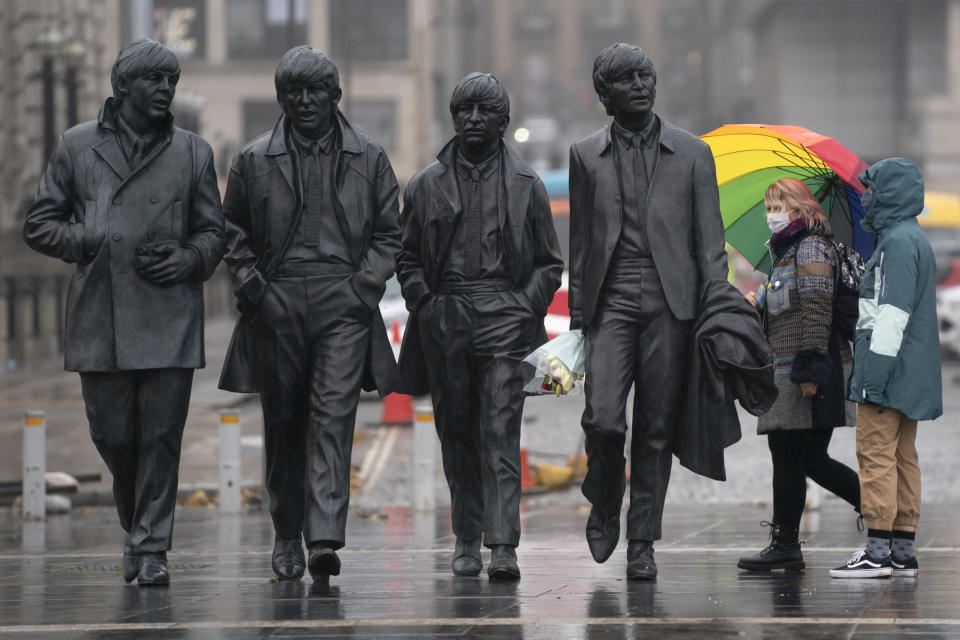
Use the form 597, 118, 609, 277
856, 404, 921, 531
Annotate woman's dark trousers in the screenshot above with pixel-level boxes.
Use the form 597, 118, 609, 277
768, 428, 861, 530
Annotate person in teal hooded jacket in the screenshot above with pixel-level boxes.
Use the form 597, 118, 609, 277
831, 157, 942, 580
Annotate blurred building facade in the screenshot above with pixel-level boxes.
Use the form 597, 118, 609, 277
0, 0, 120, 237
4, 0, 960, 367
5, 0, 960, 224
0, 1, 122, 368
434, 0, 960, 191
120, 0, 436, 186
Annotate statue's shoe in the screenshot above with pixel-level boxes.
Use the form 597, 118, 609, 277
487, 545, 521, 581
272, 537, 306, 581
626, 541, 658, 580
308, 547, 341, 580
586, 503, 621, 563
137, 552, 169, 587
452, 538, 482, 576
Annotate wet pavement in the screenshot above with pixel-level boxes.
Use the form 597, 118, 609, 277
2, 499, 960, 638
4, 319, 960, 637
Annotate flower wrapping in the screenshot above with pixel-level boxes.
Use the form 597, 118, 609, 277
522, 330, 586, 396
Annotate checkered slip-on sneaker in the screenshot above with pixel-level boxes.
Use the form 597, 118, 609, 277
829, 550, 893, 578
891, 555, 919, 577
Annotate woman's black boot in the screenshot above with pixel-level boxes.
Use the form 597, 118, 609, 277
737, 522, 804, 572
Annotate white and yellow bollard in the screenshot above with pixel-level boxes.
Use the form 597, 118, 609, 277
22, 411, 46, 521
412, 399, 436, 512
219, 409, 242, 513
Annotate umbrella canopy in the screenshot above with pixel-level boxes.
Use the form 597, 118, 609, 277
701, 124, 873, 272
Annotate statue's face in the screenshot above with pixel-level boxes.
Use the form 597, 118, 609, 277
124, 69, 178, 123
279, 83, 341, 139
452, 101, 508, 153
604, 66, 656, 120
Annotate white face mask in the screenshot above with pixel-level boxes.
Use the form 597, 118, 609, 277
767, 211, 792, 234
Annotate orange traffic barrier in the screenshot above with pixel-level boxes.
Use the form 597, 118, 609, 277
381, 319, 413, 424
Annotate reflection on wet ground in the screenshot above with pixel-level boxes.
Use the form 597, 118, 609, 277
2, 502, 959, 638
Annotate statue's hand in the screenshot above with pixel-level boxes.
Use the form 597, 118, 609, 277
139, 247, 198, 286
236, 291, 258, 317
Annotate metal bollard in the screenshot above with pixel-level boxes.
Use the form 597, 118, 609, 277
412, 399, 436, 512
219, 410, 242, 513
22, 411, 46, 520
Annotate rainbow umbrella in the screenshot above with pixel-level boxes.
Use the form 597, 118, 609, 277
701, 124, 873, 272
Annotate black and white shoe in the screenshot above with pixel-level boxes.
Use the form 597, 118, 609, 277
891, 555, 919, 577
829, 550, 893, 578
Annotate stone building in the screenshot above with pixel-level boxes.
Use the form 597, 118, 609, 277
0, 0, 119, 237
120, 0, 436, 185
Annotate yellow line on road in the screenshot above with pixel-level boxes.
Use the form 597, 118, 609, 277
355, 429, 386, 489
363, 426, 399, 494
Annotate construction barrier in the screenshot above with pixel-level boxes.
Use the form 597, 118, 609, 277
519, 419, 535, 492
381, 318, 413, 424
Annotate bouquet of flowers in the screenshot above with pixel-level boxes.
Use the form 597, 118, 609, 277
522, 330, 586, 397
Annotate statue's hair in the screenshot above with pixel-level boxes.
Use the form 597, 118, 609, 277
449, 72, 510, 117
592, 43, 656, 116
275, 46, 340, 97
111, 39, 180, 99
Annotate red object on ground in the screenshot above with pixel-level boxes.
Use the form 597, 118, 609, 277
381, 319, 413, 424
391, 318, 402, 344
380, 392, 413, 424
520, 446, 535, 492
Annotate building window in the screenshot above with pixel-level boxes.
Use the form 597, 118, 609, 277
591, 0, 626, 27
227, 0, 308, 59
329, 0, 408, 62
143, 0, 208, 60
349, 100, 396, 150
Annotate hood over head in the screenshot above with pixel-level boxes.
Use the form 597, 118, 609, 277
858, 157, 924, 233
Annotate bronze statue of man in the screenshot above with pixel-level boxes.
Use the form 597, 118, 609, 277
397, 73, 563, 580
23, 39, 225, 586
219, 46, 401, 582
568, 44, 728, 579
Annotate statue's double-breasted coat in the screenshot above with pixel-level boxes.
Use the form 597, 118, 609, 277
23, 98, 225, 372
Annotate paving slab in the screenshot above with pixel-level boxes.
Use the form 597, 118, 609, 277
2, 500, 959, 638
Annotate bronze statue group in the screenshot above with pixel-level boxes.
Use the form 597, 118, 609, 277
24, 39, 942, 588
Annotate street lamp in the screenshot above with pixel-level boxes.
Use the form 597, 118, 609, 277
33, 28, 63, 165
61, 40, 87, 129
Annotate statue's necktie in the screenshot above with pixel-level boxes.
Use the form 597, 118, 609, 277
129, 137, 145, 170
304, 144, 322, 247
465, 167, 482, 278
632, 134, 647, 182
632, 134, 648, 209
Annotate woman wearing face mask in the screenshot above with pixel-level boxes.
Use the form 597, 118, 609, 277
737, 177, 861, 573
